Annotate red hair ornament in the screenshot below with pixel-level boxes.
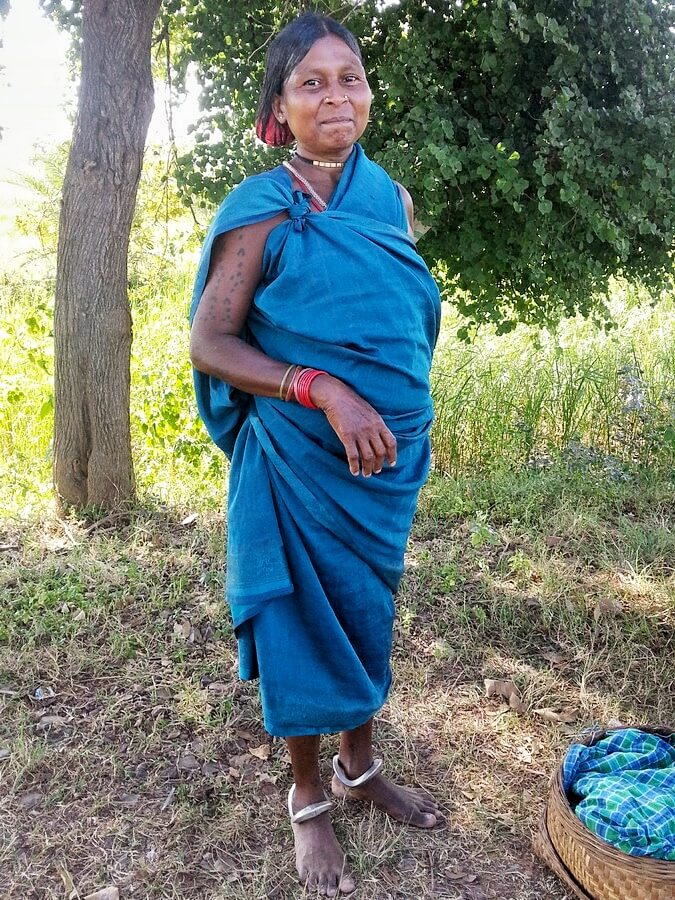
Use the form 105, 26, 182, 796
256, 113, 295, 147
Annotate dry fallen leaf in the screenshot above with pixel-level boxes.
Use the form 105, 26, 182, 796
445, 868, 478, 883
534, 707, 578, 724
17, 790, 44, 811
180, 512, 198, 527
594, 597, 623, 620
229, 753, 254, 769
36, 714, 68, 729
484, 678, 525, 713
177, 753, 201, 771
258, 775, 278, 797
515, 746, 533, 764
249, 744, 271, 760
84, 888, 120, 900
541, 650, 567, 667
173, 620, 192, 640
235, 728, 258, 742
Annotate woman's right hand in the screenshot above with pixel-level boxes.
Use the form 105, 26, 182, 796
309, 375, 397, 477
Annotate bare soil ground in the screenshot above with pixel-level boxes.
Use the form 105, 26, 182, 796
1, 471, 673, 899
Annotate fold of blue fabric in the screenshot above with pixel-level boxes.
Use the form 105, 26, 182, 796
190, 144, 441, 736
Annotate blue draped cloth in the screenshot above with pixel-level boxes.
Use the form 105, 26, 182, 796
190, 144, 441, 736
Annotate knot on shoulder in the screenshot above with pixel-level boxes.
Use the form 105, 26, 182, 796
288, 190, 312, 231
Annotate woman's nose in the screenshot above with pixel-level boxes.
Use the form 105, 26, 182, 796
323, 83, 349, 105
323, 94, 349, 105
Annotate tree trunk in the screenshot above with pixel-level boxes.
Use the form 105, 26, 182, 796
53, 0, 162, 508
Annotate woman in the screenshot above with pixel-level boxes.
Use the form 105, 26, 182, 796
190, 13, 441, 896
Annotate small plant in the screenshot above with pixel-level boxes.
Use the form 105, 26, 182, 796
469, 513, 500, 548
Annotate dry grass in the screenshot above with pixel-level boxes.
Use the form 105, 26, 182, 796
1, 469, 673, 899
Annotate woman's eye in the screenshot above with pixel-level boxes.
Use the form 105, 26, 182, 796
343, 75, 360, 83
304, 79, 320, 87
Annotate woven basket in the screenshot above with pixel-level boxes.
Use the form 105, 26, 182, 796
534, 726, 675, 900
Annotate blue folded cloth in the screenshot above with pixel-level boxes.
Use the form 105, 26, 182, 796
562, 728, 675, 860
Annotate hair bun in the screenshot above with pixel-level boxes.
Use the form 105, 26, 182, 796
256, 114, 295, 147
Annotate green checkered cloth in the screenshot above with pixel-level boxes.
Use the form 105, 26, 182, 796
563, 728, 675, 860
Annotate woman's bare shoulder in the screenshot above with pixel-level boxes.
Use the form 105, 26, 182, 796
394, 181, 414, 237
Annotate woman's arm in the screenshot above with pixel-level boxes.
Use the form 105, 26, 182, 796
190, 216, 397, 477
395, 182, 415, 238
190, 214, 290, 395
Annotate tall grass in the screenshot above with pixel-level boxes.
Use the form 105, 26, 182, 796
431, 285, 675, 477
0, 262, 224, 516
2, 263, 673, 520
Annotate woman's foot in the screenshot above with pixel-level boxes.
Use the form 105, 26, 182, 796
331, 762, 440, 828
290, 787, 356, 896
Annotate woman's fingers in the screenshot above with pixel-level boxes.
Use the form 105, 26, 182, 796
355, 428, 397, 477
382, 429, 397, 469
315, 378, 398, 476
344, 437, 361, 477
357, 435, 377, 477
359, 433, 384, 477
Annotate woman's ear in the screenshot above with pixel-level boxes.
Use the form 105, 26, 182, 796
272, 95, 286, 124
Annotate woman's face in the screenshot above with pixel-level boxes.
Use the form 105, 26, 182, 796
272, 34, 372, 160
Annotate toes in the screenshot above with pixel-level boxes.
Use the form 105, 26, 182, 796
421, 798, 441, 814
338, 871, 356, 895
413, 809, 438, 828
317, 874, 329, 896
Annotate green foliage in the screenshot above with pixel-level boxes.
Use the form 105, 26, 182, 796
2, 249, 673, 518
371, 0, 675, 331
0, 568, 88, 645
172, 0, 675, 330
39, 0, 82, 46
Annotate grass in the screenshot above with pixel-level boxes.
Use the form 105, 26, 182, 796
0, 467, 673, 899
1, 251, 674, 515
431, 286, 675, 477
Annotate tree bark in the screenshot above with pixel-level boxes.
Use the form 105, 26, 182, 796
53, 0, 162, 508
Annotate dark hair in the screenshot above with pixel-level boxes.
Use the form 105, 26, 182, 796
256, 13, 363, 147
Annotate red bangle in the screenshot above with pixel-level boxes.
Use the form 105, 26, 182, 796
294, 368, 328, 409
